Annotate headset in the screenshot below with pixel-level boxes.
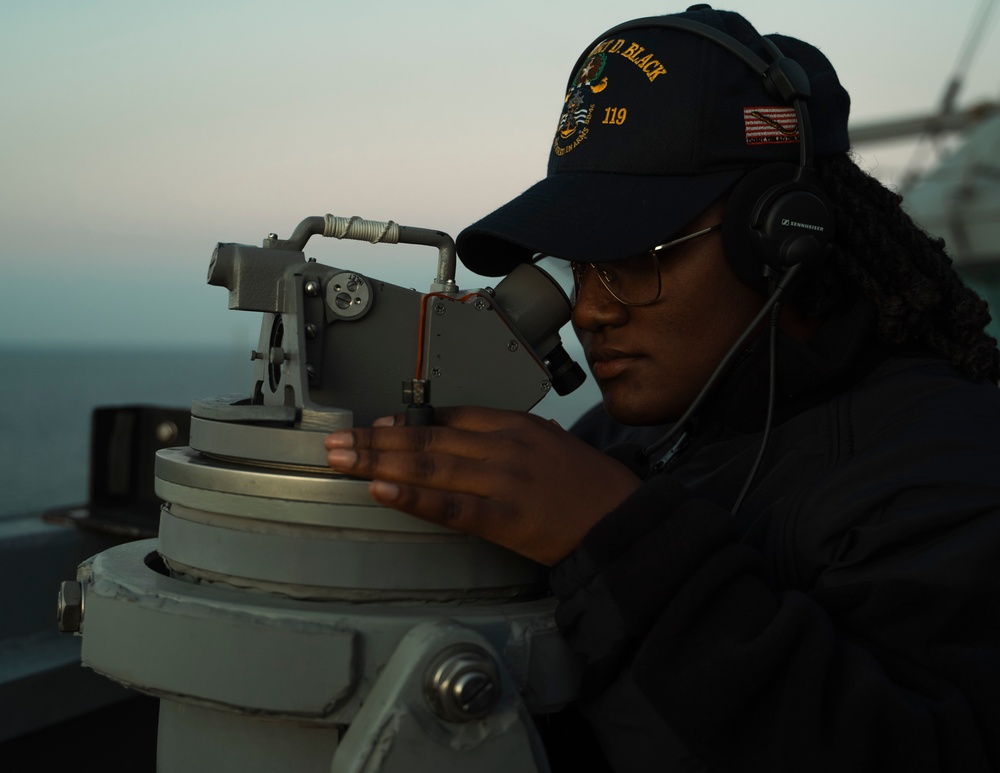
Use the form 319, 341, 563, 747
586, 9, 836, 291
586, 10, 836, 512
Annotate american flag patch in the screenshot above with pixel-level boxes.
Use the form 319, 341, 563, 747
744, 106, 799, 145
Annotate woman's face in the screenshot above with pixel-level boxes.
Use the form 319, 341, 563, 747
572, 202, 766, 426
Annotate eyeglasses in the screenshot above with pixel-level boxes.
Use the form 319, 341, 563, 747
569, 223, 722, 306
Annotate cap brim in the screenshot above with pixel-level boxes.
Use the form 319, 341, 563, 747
456, 169, 744, 276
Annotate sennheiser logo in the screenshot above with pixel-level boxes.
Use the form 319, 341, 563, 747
781, 218, 824, 232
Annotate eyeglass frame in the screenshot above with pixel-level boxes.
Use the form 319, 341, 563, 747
568, 223, 723, 306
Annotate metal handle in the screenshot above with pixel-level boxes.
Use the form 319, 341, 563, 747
323, 214, 400, 244
268, 214, 459, 292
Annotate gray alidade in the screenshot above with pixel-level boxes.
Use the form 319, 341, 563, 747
61, 214, 585, 771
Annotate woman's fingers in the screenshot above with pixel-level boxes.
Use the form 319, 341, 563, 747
325, 408, 556, 491
326, 422, 509, 494
366, 475, 575, 566
368, 478, 496, 539
328, 434, 515, 498
324, 406, 642, 566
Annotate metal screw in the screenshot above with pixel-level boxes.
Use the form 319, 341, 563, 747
474, 298, 488, 311
325, 271, 372, 320
434, 304, 446, 316
507, 340, 519, 352
540, 381, 552, 392
250, 349, 264, 361
267, 233, 278, 240
432, 367, 442, 378
451, 671, 497, 716
304, 280, 320, 297
306, 364, 316, 379
425, 646, 500, 723
269, 347, 288, 366
58, 581, 83, 633
305, 323, 318, 339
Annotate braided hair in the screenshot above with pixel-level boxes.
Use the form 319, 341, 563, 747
794, 153, 1000, 383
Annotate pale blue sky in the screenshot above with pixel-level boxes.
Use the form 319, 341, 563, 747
2, 0, 998, 349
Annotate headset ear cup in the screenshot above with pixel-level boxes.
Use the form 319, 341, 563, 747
722, 163, 834, 290
722, 167, 775, 292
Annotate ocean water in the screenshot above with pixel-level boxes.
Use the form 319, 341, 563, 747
0, 345, 598, 518
0, 346, 255, 518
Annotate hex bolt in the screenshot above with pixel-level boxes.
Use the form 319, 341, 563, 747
58, 580, 83, 633
425, 646, 501, 723
250, 349, 264, 361
304, 280, 321, 297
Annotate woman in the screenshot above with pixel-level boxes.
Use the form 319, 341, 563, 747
327, 7, 1000, 770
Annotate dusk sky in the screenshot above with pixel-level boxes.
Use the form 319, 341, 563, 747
2, 0, 998, 351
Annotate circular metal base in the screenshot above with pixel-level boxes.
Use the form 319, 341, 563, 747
189, 414, 337, 469
80, 540, 577, 724
155, 447, 548, 600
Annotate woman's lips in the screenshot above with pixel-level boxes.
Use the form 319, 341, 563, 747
588, 351, 641, 380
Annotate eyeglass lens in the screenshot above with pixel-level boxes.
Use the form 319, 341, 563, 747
571, 252, 661, 306
568, 224, 721, 306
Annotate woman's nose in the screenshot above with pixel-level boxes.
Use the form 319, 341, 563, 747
571, 265, 628, 331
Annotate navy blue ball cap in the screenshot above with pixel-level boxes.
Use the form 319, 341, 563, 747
456, 5, 850, 277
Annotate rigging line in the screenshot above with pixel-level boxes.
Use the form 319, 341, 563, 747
900, 0, 999, 192
949, 0, 999, 97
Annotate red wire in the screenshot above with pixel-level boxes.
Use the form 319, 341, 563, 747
414, 292, 480, 378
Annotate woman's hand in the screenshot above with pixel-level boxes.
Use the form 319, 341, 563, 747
325, 406, 641, 566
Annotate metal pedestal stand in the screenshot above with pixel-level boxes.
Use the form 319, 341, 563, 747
72, 423, 578, 772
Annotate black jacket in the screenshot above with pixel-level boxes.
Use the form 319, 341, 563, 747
549, 300, 1000, 772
